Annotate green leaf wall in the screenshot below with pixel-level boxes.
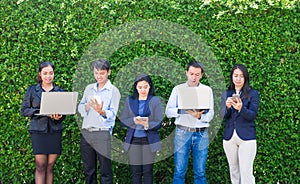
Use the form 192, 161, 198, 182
0, 0, 299, 183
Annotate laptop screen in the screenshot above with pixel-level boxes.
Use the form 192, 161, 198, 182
177, 87, 211, 110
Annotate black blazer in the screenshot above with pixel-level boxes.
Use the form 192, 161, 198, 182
220, 89, 259, 140
21, 83, 66, 133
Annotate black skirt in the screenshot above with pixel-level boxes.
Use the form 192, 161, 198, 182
30, 132, 62, 155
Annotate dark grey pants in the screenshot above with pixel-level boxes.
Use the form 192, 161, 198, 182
80, 130, 113, 184
128, 137, 156, 184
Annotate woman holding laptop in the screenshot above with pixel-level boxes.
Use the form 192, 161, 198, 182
21, 61, 65, 184
120, 74, 163, 184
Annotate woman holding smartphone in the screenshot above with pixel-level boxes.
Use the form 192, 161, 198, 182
220, 64, 259, 184
120, 74, 163, 184
21, 61, 65, 184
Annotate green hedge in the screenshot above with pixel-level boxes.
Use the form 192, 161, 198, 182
0, 0, 299, 183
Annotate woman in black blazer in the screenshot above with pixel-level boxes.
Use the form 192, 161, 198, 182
220, 64, 259, 184
120, 74, 163, 184
21, 61, 65, 184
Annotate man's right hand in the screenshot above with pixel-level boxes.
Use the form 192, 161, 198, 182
186, 109, 205, 119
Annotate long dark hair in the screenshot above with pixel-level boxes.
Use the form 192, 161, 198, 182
36, 61, 55, 83
132, 74, 155, 99
229, 64, 251, 99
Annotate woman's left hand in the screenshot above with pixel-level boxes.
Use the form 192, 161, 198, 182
49, 113, 62, 120
231, 97, 243, 111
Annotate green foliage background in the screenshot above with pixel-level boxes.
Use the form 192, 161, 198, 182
0, 0, 299, 183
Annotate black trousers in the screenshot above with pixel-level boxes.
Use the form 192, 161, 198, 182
128, 137, 156, 184
80, 130, 113, 184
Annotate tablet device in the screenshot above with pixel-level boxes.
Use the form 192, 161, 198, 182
87, 95, 102, 104
35, 92, 78, 115
136, 117, 148, 121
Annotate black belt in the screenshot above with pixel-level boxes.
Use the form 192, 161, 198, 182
177, 125, 207, 132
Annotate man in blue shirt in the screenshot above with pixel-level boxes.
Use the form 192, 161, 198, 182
165, 61, 214, 184
78, 59, 120, 184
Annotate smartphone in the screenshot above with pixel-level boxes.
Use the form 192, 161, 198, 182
232, 94, 240, 102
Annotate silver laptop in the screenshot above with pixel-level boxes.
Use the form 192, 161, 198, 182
177, 87, 211, 110
36, 92, 78, 115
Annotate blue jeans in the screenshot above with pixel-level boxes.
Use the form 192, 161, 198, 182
173, 127, 209, 184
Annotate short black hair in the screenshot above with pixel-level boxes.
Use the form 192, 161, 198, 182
186, 61, 204, 73
91, 59, 111, 71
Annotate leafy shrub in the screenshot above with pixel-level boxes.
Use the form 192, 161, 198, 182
0, 0, 299, 183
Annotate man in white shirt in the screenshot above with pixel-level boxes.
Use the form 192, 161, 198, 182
165, 61, 214, 184
78, 59, 120, 184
